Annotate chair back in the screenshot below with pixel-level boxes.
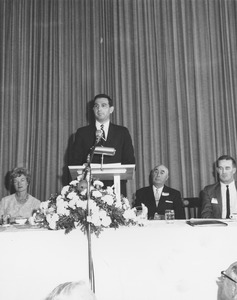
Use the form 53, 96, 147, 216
182, 197, 201, 219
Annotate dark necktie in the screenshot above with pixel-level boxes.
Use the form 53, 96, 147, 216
100, 124, 105, 140
226, 185, 230, 219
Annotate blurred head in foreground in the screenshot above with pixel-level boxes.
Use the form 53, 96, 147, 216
217, 262, 237, 300
45, 281, 97, 300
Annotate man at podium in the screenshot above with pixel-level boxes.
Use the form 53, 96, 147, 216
70, 94, 135, 195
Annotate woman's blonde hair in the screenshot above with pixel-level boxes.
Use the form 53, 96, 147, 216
10, 167, 31, 185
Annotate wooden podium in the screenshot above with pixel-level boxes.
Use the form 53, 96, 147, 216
68, 164, 135, 199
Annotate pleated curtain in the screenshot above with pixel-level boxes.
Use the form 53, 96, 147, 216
0, 0, 237, 203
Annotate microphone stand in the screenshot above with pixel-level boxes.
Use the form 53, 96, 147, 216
100, 154, 104, 171
82, 139, 116, 293
83, 141, 99, 293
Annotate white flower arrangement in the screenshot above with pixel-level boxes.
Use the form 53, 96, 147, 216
32, 177, 139, 236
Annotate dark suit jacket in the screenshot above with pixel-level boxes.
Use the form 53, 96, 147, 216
70, 123, 135, 165
70, 123, 135, 196
200, 181, 237, 218
134, 185, 185, 220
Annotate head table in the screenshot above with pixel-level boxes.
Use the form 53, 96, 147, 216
0, 219, 236, 300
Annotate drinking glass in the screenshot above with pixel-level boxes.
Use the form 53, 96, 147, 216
165, 210, 175, 224
230, 213, 237, 220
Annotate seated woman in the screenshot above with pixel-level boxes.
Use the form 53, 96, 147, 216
0, 167, 41, 220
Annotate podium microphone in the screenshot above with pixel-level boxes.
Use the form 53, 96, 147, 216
83, 130, 103, 180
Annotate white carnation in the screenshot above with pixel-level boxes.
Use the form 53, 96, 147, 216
93, 180, 104, 187
56, 195, 63, 201
92, 190, 102, 198
67, 191, 78, 200
123, 209, 136, 220
57, 198, 69, 215
64, 209, 70, 216
49, 221, 57, 230
101, 215, 111, 227
106, 186, 114, 195
122, 197, 130, 210
69, 180, 79, 186
88, 212, 101, 226
68, 199, 76, 209
101, 194, 114, 206
76, 199, 87, 210
61, 185, 70, 196
115, 199, 122, 208
40, 200, 50, 210
88, 199, 98, 211
80, 189, 87, 196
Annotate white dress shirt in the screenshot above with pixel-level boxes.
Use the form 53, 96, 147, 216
96, 120, 110, 140
153, 185, 163, 207
220, 181, 237, 218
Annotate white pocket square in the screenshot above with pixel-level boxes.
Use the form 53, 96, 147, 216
211, 198, 218, 204
162, 192, 169, 196
165, 200, 173, 203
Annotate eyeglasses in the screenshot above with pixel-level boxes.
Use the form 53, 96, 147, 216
221, 271, 237, 284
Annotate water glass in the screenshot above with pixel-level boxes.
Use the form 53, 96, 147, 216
165, 210, 175, 224
230, 213, 237, 220
154, 213, 165, 220
2, 214, 11, 225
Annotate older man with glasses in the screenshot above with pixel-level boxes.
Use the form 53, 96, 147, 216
217, 262, 237, 300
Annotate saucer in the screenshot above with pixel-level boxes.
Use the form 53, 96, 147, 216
15, 218, 28, 225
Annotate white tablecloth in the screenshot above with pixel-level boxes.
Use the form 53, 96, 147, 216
0, 220, 236, 300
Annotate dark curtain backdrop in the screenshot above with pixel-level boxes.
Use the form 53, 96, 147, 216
0, 0, 237, 204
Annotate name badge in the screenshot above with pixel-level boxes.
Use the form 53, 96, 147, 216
211, 198, 218, 204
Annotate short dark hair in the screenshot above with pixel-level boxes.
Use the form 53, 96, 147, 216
93, 94, 113, 107
10, 167, 31, 185
216, 155, 236, 168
